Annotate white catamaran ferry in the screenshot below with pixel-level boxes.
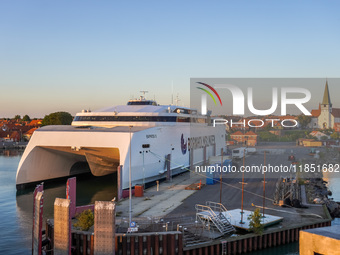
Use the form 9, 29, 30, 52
16, 96, 226, 189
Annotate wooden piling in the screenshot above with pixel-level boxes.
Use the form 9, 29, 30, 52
46, 216, 332, 255
287, 229, 290, 243
253, 236, 257, 251
232, 241, 237, 255
227, 241, 232, 254
139, 235, 143, 255
273, 232, 277, 246
162, 234, 167, 255
263, 234, 267, 249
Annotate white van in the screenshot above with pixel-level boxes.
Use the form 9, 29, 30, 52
232, 147, 247, 159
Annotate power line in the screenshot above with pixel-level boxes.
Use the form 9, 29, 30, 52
148, 150, 275, 203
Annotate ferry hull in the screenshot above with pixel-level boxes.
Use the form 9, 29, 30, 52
16, 125, 226, 189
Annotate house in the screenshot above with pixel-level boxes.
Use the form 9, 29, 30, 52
29, 119, 43, 127
334, 123, 340, 132
24, 128, 38, 141
9, 131, 20, 142
309, 131, 329, 140
230, 131, 258, 146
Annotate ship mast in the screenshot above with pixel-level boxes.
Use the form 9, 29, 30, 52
140, 90, 148, 100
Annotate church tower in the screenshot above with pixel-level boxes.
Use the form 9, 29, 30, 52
319, 80, 332, 129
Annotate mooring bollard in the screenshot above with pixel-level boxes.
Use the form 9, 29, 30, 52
32, 191, 43, 255
66, 177, 76, 218
32, 183, 44, 255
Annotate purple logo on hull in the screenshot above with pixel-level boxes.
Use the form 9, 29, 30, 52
181, 134, 187, 155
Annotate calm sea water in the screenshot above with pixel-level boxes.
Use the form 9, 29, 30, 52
0, 152, 339, 254
0, 151, 117, 255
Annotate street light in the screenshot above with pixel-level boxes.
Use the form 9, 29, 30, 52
129, 125, 133, 226
240, 148, 246, 224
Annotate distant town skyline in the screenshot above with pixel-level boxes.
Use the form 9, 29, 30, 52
1, 1, 340, 118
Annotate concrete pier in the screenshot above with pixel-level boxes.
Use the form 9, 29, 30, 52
94, 201, 116, 255
44, 142, 336, 254
54, 198, 71, 255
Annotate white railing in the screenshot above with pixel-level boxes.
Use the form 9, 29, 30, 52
205, 201, 227, 213
195, 204, 226, 233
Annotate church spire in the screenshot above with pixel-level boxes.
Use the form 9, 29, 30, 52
322, 79, 332, 106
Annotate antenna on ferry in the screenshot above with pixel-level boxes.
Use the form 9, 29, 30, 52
140, 91, 148, 100
175, 93, 180, 106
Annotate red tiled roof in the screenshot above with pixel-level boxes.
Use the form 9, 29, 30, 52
25, 128, 38, 135
29, 119, 42, 126
245, 131, 257, 136
231, 131, 243, 136
311, 104, 321, 117
310, 131, 326, 137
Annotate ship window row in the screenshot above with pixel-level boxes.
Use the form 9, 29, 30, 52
73, 116, 207, 123
127, 101, 157, 105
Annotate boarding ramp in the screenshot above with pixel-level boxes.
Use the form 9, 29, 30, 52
195, 201, 235, 237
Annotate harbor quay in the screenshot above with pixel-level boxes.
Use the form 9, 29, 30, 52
41, 142, 337, 254
118, 142, 333, 237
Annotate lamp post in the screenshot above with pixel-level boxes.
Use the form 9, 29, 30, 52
220, 148, 223, 204
240, 148, 246, 224
129, 125, 133, 226
262, 151, 266, 220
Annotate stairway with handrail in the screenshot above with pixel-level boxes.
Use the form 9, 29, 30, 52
195, 201, 235, 236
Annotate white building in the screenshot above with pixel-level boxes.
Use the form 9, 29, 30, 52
310, 81, 340, 129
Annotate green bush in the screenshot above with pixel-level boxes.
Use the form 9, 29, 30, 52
247, 208, 264, 235
73, 209, 94, 231
41, 111, 73, 126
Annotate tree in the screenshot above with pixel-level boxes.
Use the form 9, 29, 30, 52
73, 209, 94, 231
330, 132, 339, 139
14, 115, 21, 120
22, 115, 31, 122
297, 115, 311, 129
247, 208, 264, 235
41, 111, 73, 126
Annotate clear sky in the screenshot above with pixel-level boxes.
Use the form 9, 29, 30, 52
1, 0, 339, 118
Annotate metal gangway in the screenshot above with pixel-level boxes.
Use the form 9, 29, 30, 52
195, 201, 235, 237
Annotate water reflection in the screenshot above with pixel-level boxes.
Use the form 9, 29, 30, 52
0, 149, 24, 157
16, 174, 118, 236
